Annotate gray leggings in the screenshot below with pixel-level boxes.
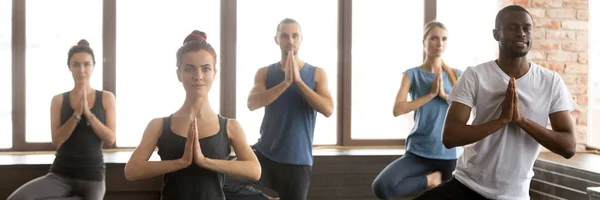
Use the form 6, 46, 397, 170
7, 173, 105, 200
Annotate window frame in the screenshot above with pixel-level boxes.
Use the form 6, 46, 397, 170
11, 0, 593, 151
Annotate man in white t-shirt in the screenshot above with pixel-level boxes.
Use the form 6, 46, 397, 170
414, 5, 577, 200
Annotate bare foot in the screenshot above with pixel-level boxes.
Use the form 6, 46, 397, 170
426, 171, 442, 188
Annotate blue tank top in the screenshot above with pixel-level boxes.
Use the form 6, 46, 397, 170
404, 66, 463, 160
254, 62, 317, 166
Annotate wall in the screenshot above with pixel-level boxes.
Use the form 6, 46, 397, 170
501, 0, 590, 147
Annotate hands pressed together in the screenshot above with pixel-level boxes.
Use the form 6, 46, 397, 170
180, 118, 208, 168
283, 50, 303, 85
73, 88, 96, 124
429, 70, 447, 98
499, 78, 523, 124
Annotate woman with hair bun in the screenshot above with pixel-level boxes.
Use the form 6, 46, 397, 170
8, 39, 116, 200
124, 30, 261, 200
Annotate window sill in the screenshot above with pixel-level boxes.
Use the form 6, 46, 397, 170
0, 146, 406, 165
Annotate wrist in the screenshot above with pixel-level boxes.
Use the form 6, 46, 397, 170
514, 117, 526, 127
428, 92, 437, 99
72, 113, 82, 123
85, 113, 96, 121
197, 157, 211, 168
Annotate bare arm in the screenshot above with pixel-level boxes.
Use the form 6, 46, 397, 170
516, 111, 576, 159
296, 67, 334, 117
247, 67, 292, 111
393, 73, 435, 117
200, 119, 261, 181
442, 102, 508, 149
51, 94, 80, 148
87, 91, 116, 146
124, 118, 188, 181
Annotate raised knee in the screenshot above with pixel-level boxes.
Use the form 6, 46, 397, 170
372, 178, 390, 199
7, 191, 33, 200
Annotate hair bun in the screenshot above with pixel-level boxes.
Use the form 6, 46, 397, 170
183, 30, 207, 44
77, 39, 90, 47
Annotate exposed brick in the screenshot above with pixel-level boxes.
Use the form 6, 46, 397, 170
562, 20, 588, 30
514, 0, 531, 6
563, 0, 589, 9
568, 85, 588, 95
577, 10, 589, 20
577, 95, 589, 106
536, 18, 561, 29
578, 114, 588, 125
538, 62, 565, 72
533, 0, 563, 7
579, 52, 588, 64
546, 8, 577, 19
547, 51, 578, 62
529, 8, 546, 18
562, 42, 588, 52
576, 125, 588, 143
546, 30, 577, 40
528, 50, 547, 61
571, 108, 583, 117
564, 63, 589, 74
561, 74, 578, 84
533, 40, 561, 50
501, 0, 515, 7
533, 29, 546, 39
576, 31, 588, 41
575, 75, 588, 85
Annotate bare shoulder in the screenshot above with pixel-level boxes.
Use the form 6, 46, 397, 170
144, 117, 165, 138
225, 118, 244, 139
313, 66, 328, 81
101, 90, 116, 100
51, 93, 64, 104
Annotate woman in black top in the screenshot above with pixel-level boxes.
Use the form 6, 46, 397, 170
124, 30, 261, 200
8, 39, 116, 200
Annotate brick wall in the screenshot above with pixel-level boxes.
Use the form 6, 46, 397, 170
500, 0, 589, 148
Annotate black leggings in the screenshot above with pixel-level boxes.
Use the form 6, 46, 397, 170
225, 151, 312, 200
7, 173, 105, 200
413, 177, 490, 200
371, 151, 457, 199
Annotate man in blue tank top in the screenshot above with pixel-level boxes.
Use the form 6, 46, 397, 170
224, 18, 334, 200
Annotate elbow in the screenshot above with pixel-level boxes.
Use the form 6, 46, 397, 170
560, 133, 577, 159
105, 136, 116, 147
393, 110, 402, 117
50, 137, 61, 149
562, 150, 575, 159
124, 163, 140, 181
249, 162, 262, 181
392, 105, 408, 117
442, 138, 457, 149
322, 106, 333, 118
247, 100, 259, 112
442, 130, 458, 149
561, 143, 577, 159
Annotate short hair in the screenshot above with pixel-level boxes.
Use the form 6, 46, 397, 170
276, 18, 302, 35
495, 5, 532, 29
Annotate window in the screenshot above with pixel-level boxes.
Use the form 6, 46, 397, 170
351, 0, 423, 140
589, 0, 599, 148
437, 0, 497, 125
437, 0, 498, 71
236, 0, 338, 145
26, 0, 103, 143
116, 0, 220, 147
0, 0, 11, 148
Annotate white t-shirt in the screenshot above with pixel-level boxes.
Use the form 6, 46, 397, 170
448, 60, 576, 200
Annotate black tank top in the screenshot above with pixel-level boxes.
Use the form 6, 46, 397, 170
157, 114, 231, 200
49, 90, 106, 181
